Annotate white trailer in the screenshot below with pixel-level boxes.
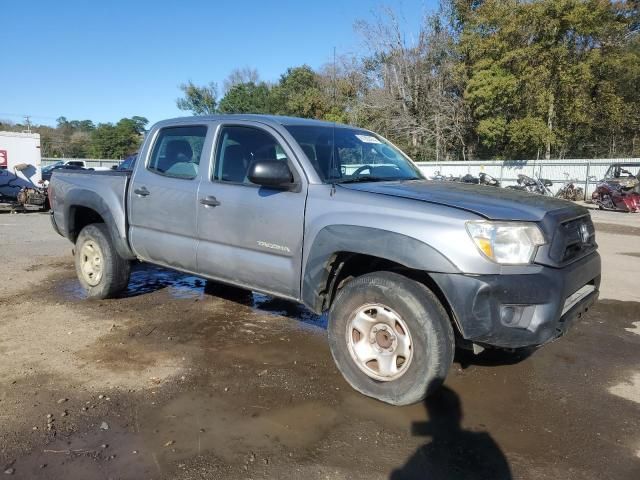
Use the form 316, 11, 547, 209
0, 131, 42, 200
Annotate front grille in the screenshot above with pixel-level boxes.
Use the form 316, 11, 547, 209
549, 215, 596, 264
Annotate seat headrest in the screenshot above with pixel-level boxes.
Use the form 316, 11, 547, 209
166, 139, 193, 161
221, 144, 249, 182
224, 144, 245, 162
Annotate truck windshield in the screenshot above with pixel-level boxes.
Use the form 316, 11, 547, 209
284, 125, 424, 183
604, 164, 640, 180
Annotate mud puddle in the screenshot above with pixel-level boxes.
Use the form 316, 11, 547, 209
58, 262, 327, 329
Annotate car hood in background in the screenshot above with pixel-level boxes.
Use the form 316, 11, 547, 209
340, 180, 586, 221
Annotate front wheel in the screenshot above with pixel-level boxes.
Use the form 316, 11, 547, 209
328, 272, 454, 405
75, 223, 130, 299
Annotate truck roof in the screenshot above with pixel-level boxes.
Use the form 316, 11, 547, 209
155, 114, 355, 129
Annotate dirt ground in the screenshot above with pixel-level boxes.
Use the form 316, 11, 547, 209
0, 209, 639, 480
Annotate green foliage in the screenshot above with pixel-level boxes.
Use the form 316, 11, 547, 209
89, 117, 148, 158
180, 65, 338, 121
176, 81, 218, 115
458, 0, 639, 158
464, 65, 517, 118
218, 82, 272, 114
0, 116, 148, 159
477, 117, 507, 149
271, 65, 332, 118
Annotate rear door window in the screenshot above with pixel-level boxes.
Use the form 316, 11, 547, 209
148, 126, 207, 179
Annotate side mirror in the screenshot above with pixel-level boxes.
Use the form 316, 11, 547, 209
247, 160, 293, 188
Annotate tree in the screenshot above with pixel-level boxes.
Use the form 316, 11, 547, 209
223, 67, 260, 92
89, 117, 148, 158
52, 116, 95, 157
458, 0, 637, 159
172, 1, 640, 159
352, 5, 468, 160
176, 81, 219, 115
218, 82, 272, 113
271, 65, 332, 118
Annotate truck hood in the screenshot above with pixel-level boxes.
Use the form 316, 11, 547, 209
340, 180, 586, 221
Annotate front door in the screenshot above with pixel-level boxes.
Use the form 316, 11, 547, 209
128, 124, 210, 272
196, 123, 307, 299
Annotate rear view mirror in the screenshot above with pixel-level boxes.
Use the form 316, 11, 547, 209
247, 160, 293, 188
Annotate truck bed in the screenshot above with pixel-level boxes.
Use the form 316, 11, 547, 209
49, 169, 133, 257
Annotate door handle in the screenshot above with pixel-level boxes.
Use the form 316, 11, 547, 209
134, 186, 150, 197
199, 195, 221, 207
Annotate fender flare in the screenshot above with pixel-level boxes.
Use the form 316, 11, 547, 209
64, 189, 135, 260
301, 225, 460, 312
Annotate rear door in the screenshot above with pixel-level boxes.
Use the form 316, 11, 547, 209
196, 122, 307, 299
128, 124, 211, 272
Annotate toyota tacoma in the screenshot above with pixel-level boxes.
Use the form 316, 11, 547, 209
49, 115, 600, 405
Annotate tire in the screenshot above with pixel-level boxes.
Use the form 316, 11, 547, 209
74, 223, 130, 299
328, 271, 454, 406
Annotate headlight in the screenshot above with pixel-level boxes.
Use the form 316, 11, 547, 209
466, 221, 546, 265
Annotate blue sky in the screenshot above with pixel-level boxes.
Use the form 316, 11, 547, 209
1, 0, 435, 127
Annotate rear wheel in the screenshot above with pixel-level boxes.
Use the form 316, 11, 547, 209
75, 223, 130, 299
328, 272, 454, 406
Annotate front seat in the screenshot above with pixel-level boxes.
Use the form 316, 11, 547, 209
158, 140, 193, 172
221, 144, 249, 183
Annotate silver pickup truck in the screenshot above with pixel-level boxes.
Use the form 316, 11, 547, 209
49, 115, 601, 405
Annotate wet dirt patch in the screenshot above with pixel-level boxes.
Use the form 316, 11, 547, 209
609, 372, 640, 404
594, 222, 640, 237
626, 322, 640, 336
3, 268, 640, 479
24, 260, 69, 273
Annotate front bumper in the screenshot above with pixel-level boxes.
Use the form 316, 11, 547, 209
431, 252, 601, 348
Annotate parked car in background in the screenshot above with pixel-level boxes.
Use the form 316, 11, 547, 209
48, 115, 600, 405
42, 160, 114, 181
41, 161, 89, 182
113, 154, 136, 171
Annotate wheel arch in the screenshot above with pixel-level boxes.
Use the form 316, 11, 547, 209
64, 189, 135, 260
301, 225, 460, 317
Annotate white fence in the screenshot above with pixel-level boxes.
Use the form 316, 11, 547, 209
415, 158, 640, 199
42, 157, 120, 169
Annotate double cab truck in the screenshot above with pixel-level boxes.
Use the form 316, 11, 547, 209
49, 115, 601, 405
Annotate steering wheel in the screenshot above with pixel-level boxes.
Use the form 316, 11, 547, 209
351, 165, 374, 177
